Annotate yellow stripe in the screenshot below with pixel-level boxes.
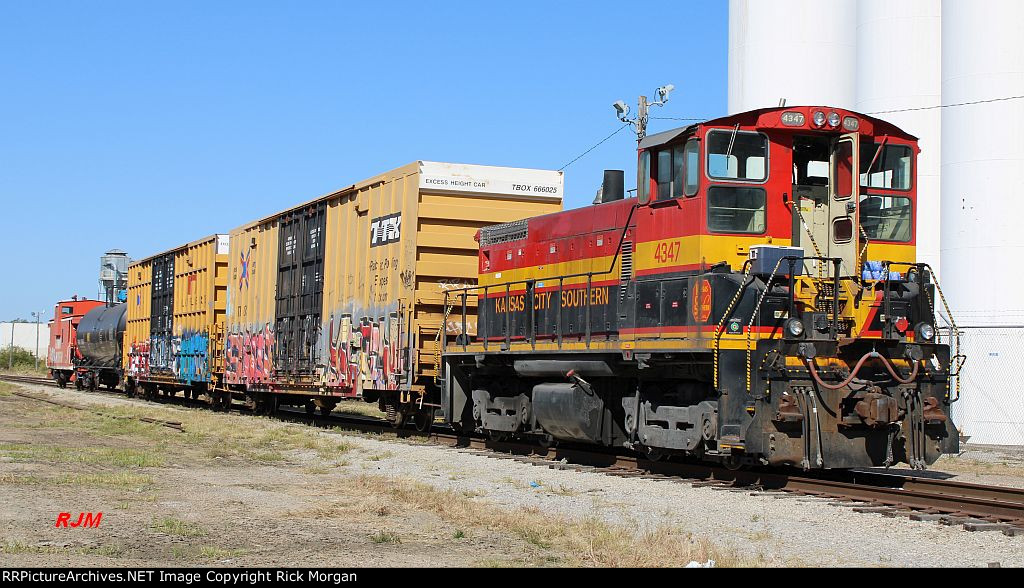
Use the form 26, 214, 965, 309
635, 235, 791, 273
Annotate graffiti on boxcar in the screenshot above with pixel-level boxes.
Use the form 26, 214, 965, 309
127, 340, 151, 378
173, 330, 210, 385
225, 323, 275, 384
320, 312, 402, 393
149, 335, 174, 373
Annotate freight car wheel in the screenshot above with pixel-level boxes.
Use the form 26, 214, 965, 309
305, 401, 316, 416
413, 409, 434, 432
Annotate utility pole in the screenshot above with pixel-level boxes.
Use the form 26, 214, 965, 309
637, 95, 649, 140
613, 84, 674, 142
32, 311, 42, 371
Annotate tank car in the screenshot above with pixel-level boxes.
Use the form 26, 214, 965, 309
438, 106, 962, 470
74, 303, 126, 390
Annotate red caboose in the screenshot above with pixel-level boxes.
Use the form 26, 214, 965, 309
46, 297, 105, 387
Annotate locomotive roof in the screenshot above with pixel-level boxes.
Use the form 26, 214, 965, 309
639, 106, 918, 150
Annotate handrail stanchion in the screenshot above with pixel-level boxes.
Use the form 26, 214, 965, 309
461, 292, 468, 352
832, 258, 841, 339
585, 273, 592, 348
482, 286, 489, 351
505, 283, 511, 349
557, 277, 564, 349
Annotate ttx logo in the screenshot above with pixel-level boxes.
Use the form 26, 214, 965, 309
55, 512, 103, 528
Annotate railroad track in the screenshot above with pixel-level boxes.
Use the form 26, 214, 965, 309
3, 372, 1023, 535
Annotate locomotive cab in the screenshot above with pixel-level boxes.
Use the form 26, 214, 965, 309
440, 106, 959, 471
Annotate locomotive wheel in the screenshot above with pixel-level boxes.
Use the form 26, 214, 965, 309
487, 430, 510, 443
413, 409, 434, 432
641, 446, 666, 462
722, 455, 746, 471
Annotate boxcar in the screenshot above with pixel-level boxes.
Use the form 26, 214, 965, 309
224, 161, 563, 424
123, 234, 229, 405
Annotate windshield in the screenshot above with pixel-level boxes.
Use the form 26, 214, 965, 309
860, 144, 912, 190
859, 194, 912, 242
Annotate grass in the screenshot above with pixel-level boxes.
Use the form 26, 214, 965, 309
1, 539, 126, 558
312, 474, 761, 567
367, 451, 393, 462
152, 517, 207, 537
334, 401, 386, 419
0, 442, 164, 468
370, 530, 401, 544
0, 471, 154, 489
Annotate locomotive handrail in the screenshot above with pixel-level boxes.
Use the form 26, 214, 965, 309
880, 260, 964, 402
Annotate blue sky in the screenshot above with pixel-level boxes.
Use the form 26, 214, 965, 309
0, 1, 726, 320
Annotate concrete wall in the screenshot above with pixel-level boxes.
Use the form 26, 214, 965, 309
0, 322, 47, 357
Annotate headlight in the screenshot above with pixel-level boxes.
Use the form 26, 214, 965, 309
916, 323, 935, 341
785, 318, 805, 338
828, 112, 841, 127
812, 111, 826, 127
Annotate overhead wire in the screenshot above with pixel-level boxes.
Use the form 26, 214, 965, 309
556, 93, 1024, 170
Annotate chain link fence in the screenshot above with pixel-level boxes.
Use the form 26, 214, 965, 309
938, 323, 1024, 446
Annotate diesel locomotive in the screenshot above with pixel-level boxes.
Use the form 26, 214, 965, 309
439, 106, 961, 470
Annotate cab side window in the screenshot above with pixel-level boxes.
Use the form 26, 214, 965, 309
654, 138, 698, 201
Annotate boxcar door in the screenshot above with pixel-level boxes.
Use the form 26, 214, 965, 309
274, 202, 327, 377
829, 133, 860, 277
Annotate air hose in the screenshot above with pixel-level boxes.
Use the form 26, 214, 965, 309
805, 351, 920, 390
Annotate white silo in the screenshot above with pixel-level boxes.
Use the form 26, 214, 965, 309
728, 0, 858, 114
940, 0, 1024, 445
855, 0, 942, 273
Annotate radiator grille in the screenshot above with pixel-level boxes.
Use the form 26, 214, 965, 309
479, 219, 528, 246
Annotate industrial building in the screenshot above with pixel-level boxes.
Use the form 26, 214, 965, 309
729, 0, 1024, 445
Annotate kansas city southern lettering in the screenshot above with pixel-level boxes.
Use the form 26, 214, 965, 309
492, 287, 610, 314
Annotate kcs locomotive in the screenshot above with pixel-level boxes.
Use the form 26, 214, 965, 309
438, 106, 961, 470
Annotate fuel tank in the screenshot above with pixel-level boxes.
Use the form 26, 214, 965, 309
76, 303, 126, 368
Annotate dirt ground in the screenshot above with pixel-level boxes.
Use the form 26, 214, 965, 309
0, 383, 734, 568
1, 381, 1022, 568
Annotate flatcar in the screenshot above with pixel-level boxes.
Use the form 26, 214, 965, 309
438, 106, 961, 470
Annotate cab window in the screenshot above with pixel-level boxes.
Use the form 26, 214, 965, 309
654, 142, 694, 201
860, 144, 912, 190
708, 186, 766, 234
859, 194, 912, 242
638, 151, 651, 203
707, 130, 768, 182
684, 139, 699, 196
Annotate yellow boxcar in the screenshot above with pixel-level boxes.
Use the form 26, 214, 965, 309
225, 161, 562, 421
123, 234, 229, 402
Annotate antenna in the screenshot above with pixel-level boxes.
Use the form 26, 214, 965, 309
613, 83, 676, 141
